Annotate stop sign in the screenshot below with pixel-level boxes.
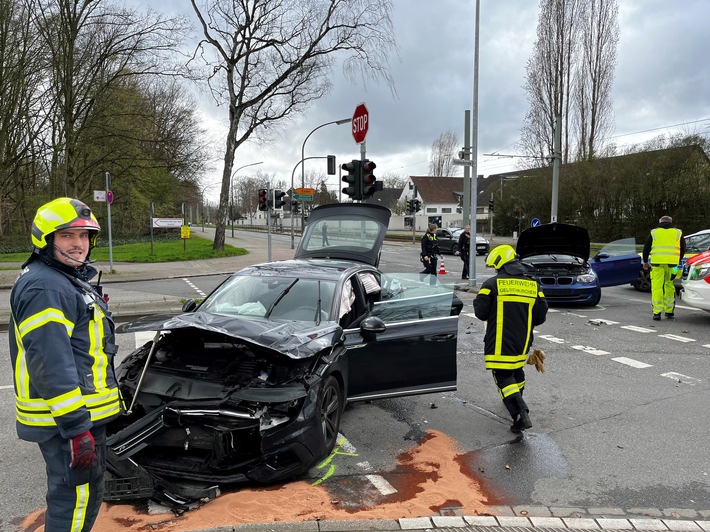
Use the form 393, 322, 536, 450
351, 103, 369, 144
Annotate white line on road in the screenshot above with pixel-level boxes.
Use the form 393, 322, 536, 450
612, 357, 653, 368
591, 318, 620, 325
0, 384, 13, 390
571, 345, 610, 356
538, 334, 566, 344
365, 474, 398, 495
182, 277, 206, 297
661, 372, 701, 385
621, 325, 655, 333
658, 334, 696, 343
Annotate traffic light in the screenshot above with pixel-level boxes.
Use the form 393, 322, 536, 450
341, 160, 362, 200
327, 155, 336, 175
292, 201, 300, 215
413, 199, 422, 213
489, 198, 494, 212
272, 189, 286, 209
361, 160, 377, 198
406, 199, 414, 214
258, 189, 268, 211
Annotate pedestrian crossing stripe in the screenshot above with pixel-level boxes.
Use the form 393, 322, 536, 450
570, 345, 610, 356
538, 334, 565, 344
658, 334, 696, 343
621, 325, 655, 333
612, 357, 652, 368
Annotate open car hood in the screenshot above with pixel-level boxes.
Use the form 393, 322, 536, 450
294, 203, 391, 267
517, 222, 590, 261
116, 312, 341, 359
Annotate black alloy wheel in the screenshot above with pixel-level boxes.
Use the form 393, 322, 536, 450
318, 375, 343, 454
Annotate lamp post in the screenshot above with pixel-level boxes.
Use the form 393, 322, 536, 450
290, 156, 328, 249
301, 118, 350, 190
230, 161, 263, 238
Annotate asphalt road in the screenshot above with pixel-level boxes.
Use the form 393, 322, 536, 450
1, 241, 709, 530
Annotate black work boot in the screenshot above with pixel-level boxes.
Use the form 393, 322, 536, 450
510, 395, 532, 433
653, 313, 661, 321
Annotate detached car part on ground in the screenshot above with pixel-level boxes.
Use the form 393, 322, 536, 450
516, 223, 641, 306
104, 204, 462, 509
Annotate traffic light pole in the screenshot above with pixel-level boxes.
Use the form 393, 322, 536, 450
267, 187, 272, 262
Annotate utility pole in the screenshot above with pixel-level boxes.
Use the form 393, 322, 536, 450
462, 110, 471, 225
551, 114, 561, 223
468, 0, 480, 289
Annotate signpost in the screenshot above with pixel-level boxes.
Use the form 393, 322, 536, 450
352, 103, 369, 144
152, 218, 184, 228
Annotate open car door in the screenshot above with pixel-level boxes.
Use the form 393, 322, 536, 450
590, 237, 642, 287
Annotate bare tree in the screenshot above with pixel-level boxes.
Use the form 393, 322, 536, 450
188, 0, 397, 250
428, 130, 459, 176
573, 0, 618, 161
521, 0, 618, 166
520, 0, 582, 165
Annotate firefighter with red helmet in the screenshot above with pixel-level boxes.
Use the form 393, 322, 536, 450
474, 244, 548, 433
9, 198, 121, 531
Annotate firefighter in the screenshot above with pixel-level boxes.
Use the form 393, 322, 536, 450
420, 223, 440, 276
642, 215, 685, 320
9, 198, 121, 531
473, 244, 548, 433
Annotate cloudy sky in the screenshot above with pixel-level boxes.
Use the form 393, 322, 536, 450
150, 1, 710, 201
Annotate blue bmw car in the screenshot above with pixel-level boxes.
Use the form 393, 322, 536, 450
517, 223, 641, 306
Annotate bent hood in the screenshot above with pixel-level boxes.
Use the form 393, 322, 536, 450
517, 222, 590, 260
116, 312, 341, 359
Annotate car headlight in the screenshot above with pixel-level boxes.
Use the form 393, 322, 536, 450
689, 263, 710, 281
577, 274, 597, 284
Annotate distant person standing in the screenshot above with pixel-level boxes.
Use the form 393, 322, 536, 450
473, 245, 548, 433
420, 223, 440, 276
642, 215, 685, 320
458, 225, 471, 280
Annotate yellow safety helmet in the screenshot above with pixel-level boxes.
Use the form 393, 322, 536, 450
31, 197, 101, 250
486, 244, 517, 269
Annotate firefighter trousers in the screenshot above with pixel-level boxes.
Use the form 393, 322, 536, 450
37, 425, 107, 532
650, 264, 676, 315
493, 368, 528, 421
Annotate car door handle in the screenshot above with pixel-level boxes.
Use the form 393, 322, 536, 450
431, 333, 455, 341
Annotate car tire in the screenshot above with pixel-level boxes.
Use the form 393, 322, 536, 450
318, 375, 343, 455
633, 269, 651, 292
451, 244, 458, 255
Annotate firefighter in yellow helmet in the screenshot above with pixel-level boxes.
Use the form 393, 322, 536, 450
9, 198, 121, 531
642, 215, 685, 320
474, 244, 548, 433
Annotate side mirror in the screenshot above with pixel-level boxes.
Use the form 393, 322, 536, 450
361, 316, 386, 334
182, 299, 197, 312
592, 252, 610, 262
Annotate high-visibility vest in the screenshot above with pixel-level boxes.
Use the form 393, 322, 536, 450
649, 228, 682, 265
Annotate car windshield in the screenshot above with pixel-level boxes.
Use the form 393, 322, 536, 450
686, 232, 710, 253
199, 275, 336, 321
597, 237, 637, 256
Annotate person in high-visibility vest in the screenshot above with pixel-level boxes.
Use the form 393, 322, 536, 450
9, 198, 121, 531
473, 245, 548, 433
642, 215, 686, 320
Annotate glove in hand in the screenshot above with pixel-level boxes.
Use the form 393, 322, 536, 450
69, 430, 96, 470
526, 348, 546, 373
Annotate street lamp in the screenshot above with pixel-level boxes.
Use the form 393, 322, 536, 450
230, 161, 263, 238
301, 117, 350, 190
290, 156, 328, 249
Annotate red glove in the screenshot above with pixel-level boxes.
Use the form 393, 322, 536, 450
69, 431, 96, 470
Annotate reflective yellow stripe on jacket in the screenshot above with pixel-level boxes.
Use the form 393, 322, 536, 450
650, 228, 682, 265
484, 278, 538, 369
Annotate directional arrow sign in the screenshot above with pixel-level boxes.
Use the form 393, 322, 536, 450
152, 218, 184, 228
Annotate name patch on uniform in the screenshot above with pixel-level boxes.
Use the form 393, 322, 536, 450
496, 278, 537, 297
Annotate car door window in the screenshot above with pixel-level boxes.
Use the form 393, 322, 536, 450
369, 273, 458, 324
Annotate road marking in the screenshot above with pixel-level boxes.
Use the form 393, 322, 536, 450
661, 372, 701, 385
571, 345, 610, 356
538, 334, 566, 344
567, 312, 587, 318
590, 318, 620, 325
703, 344, 710, 349
182, 277, 207, 297
658, 334, 696, 343
612, 357, 652, 368
621, 325, 655, 333
0, 385, 13, 391
365, 474, 398, 496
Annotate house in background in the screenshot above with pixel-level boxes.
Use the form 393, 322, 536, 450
396, 176, 491, 231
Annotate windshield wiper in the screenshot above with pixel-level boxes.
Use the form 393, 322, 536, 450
264, 279, 299, 319
315, 281, 322, 325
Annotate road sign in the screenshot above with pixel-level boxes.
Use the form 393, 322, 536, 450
292, 193, 314, 201
93, 190, 106, 202
181, 225, 191, 239
352, 102, 369, 144
452, 158, 474, 166
152, 217, 184, 228
106, 190, 114, 204
295, 187, 315, 195
531, 217, 541, 227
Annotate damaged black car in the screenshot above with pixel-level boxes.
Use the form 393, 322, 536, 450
104, 203, 462, 508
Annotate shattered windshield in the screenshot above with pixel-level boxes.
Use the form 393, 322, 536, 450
199, 275, 336, 321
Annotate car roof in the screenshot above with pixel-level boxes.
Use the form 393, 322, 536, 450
235, 258, 372, 281
516, 222, 590, 260
294, 203, 390, 267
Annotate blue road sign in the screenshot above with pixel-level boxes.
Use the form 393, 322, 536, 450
531, 217, 541, 227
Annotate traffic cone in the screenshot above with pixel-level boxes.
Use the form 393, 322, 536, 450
438, 257, 448, 275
